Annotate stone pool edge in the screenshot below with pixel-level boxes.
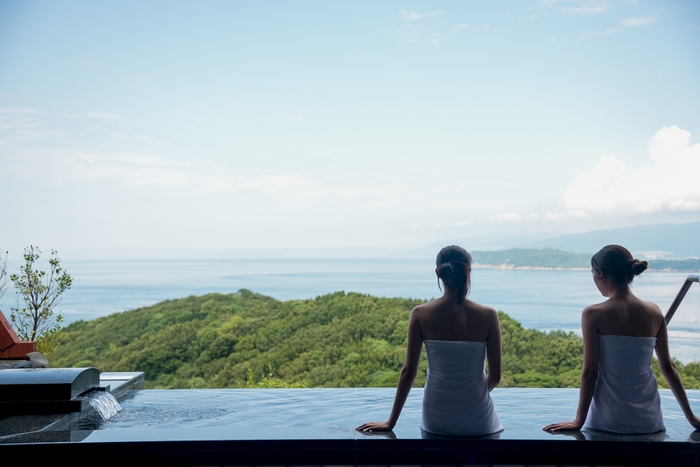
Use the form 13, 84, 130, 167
0, 371, 144, 442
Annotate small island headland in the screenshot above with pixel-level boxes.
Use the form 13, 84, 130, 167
471, 248, 700, 271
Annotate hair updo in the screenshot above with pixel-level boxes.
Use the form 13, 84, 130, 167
436, 245, 472, 304
591, 244, 648, 285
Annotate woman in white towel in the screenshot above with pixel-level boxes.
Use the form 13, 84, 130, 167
356, 245, 503, 436
544, 244, 700, 434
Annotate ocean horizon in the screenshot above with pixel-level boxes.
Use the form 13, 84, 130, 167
1, 257, 699, 362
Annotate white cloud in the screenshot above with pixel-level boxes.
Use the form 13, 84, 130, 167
456, 219, 474, 226
397, 10, 448, 45
496, 212, 524, 220
579, 27, 620, 38
399, 10, 445, 22
491, 212, 539, 221
621, 16, 658, 27
0, 109, 64, 143
85, 111, 122, 120
563, 126, 700, 215
270, 113, 304, 120
562, 2, 609, 15
6, 149, 401, 205
74, 58, 98, 68
544, 211, 566, 220
452, 24, 502, 32
65, 153, 212, 189
0, 107, 42, 115
581, 14, 659, 37
60, 111, 124, 121
429, 32, 447, 44
397, 32, 419, 43
538, 0, 609, 15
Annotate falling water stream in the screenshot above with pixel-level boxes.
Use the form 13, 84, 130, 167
87, 391, 122, 420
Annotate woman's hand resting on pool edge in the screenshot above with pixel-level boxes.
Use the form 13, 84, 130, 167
688, 414, 700, 430
543, 420, 583, 433
356, 421, 393, 432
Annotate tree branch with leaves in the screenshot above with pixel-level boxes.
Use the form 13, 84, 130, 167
10, 246, 72, 359
0, 249, 8, 304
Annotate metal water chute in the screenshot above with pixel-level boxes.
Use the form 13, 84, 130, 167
0, 367, 102, 416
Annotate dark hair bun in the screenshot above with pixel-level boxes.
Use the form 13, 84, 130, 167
629, 259, 648, 277
592, 245, 647, 285
437, 262, 454, 281
436, 246, 473, 304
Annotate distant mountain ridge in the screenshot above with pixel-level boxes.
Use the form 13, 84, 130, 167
470, 248, 700, 271
518, 222, 700, 259
413, 222, 700, 260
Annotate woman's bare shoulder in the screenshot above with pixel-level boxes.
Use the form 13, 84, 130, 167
585, 296, 662, 314
638, 297, 662, 313
583, 301, 607, 314
636, 298, 664, 323
411, 299, 440, 314
464, 299, 499, 317
581, 301, 610, 324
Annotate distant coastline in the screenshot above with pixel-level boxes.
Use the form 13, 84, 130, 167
471, 248, 700, 272
473, 263, 588, 271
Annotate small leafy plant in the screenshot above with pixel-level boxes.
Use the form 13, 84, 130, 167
10, 246, 72, 359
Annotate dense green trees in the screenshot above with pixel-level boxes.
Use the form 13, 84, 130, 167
53, 289, 700, 389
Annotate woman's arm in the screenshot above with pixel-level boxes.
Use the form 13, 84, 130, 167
544, 307, 599, 432
486, 310, 502, 392
356, 307, 424, 432
655, 318, 700, 429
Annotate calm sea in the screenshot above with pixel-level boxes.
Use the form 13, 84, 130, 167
1, 258, 698, 362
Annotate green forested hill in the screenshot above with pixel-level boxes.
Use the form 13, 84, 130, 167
647, 258, 700, 271
53, 290, 700, 389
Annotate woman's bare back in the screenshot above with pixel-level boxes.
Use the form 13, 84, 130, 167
414, 296, 497, 342
587, 294, 664, 338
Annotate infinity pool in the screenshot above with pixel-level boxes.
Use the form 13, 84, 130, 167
71, 388, 700, 443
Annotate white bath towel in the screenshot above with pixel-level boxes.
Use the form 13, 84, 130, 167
584, 334, 665, 434
421, 340, 503, 436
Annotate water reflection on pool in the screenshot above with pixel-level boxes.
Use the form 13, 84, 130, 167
73, 388, 700, 443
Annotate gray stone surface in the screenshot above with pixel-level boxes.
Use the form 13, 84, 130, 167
26, 352, 48, 368
0, 352, 48, 369
0, 367, 99, 401
0, 414, 62, 437
0, 360, 32, 369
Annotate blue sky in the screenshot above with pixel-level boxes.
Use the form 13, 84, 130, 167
1, 0, 699, 256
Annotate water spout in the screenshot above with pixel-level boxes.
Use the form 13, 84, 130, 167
87, 390, 122, 420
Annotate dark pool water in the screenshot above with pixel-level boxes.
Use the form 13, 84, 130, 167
72, 388, 700, 443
